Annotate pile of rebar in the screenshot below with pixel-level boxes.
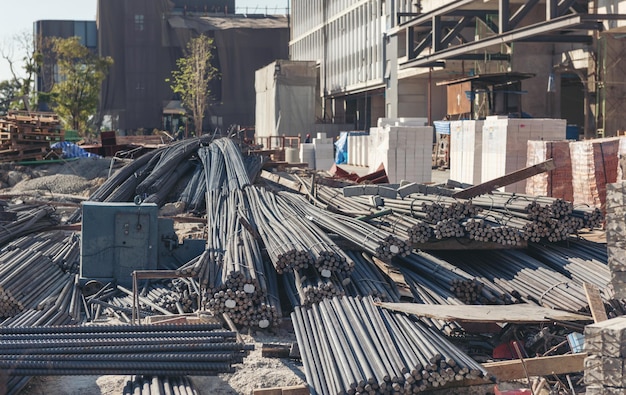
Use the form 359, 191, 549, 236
292, 296, 490, 395
123, 375, 199, 395
280, 192, 412, 261
247, 186, 354, 276
343, 251, 401, 302
0, 323, 253, 376
435, 248, 592, 312
0, 205, 59, 245
0, 241, 75, 318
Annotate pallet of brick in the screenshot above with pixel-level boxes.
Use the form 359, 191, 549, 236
450, 120, 483, 185
570, 137, 619, 209
481, 116, 566, 194
525, 140, 573, 201
368, 125, 432, 184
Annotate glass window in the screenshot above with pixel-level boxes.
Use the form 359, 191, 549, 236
134, 14, 144, 32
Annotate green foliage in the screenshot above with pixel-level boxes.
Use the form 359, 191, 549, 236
49, 37, 113, 133
168, 35, 219, 136
0, 79, 20, 115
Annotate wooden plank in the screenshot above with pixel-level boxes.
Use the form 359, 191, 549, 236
584, 282, 608, 323
253, 385, 309, 395
452, 159, 555, 199
483, 352, 587, 381
376, 302, 593, 323
371, 257, 414, 299
413, 237, 527, 251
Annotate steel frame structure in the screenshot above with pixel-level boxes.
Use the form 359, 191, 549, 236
396, 0, 626, 69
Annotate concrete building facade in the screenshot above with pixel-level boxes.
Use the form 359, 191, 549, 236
289, 0, 626, 138
97, 0, 288, 134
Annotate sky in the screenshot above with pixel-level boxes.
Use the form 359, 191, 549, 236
0, 0, 289, 82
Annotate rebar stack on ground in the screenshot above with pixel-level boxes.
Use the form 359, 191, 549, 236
461, 215, 524, 246
122, 375, 199, 395
435, 249, 591, 312
135, 137, 212, 198
0, 323, 253, 376
356, 211, 433, 244
283, 269, 347, 307
247, 186, 354, 277
0, 239, 75, 318
470, 193, 603, 242
299, 181, 374, 216
280, 192, 412, 261
1, 230, 80, 274
400, 251, 501, 306
178, 162, 206, 212
527, 239, 613, 299
343, 251, 401, 302
292, 296, 490, 395
0, 204, 59, 245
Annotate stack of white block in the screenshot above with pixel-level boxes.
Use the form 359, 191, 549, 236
584, 317, 626, 394
481, 116, 566, 193
450, 120, 484, 185
347, 134, 369, 167
299, 143, 315, 169
368, 125, 433, 184
313, 132, 335, 171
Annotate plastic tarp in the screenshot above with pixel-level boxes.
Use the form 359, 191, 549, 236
335, 131, 369, 164
51, 141, 101, 159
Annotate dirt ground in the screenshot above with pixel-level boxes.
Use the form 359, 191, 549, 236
2, 158, 307, 395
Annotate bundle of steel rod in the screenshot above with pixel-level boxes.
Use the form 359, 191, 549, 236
247, 186, 354, 276
1, 273, 81, 327
292, 296, 490, 395
400, 251, 498, 306
462, 217, 523, 246
527, 240, 613, 299
381, 194, 480, 224
0, 275, 82, 395
435, 249, 591, 312
136, 137, 212, 197
178, 162, 205, 212
1, 230, 80, 274
122, 375, 199, 395
199, 138, 252, 192
0, 204, 59, 245
283, 269, 346, 307
280, 192, 412, 261
142, 160, 193, 206
365, 212, 433, 244
0, 245, 74, 317
471, 193, 604, 240
298, 180, 375, 216
0, 323, 253, 376
191, 189, 282, 328
343, 251, 401, 302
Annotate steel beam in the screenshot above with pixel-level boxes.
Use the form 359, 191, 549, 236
401, 15, 602, 69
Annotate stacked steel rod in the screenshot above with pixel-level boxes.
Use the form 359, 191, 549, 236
280, 192, 412, 261
0, 233, 76, 318
247, 186, 354, 276
0, 204, 60, 245
343, 251, 401, 302
292, 296, 490, 395
0, 323, 253, 376
435, 248, 592, 312
123, 375, 199, 395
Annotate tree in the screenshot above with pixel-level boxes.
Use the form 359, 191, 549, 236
0, 79, 20, 115
0, 31, 40, 110
168, 35, 219, 136
49, 37, 113, 133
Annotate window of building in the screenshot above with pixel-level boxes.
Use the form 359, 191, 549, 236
134, 14, 144, 31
